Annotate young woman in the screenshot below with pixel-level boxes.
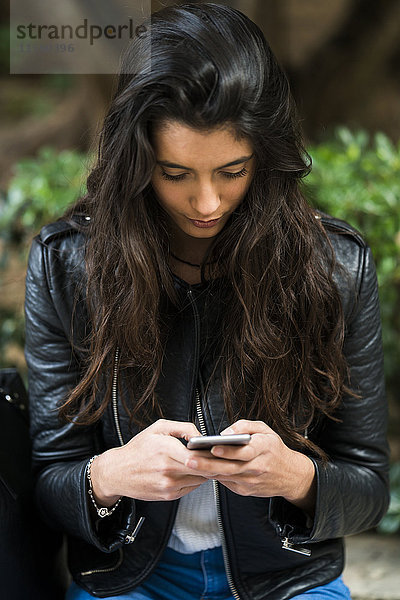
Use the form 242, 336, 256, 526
25, 3, 390, 599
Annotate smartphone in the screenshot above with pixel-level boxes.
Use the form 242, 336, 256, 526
187, 433, 251, 450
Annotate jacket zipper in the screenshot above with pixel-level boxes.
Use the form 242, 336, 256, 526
277, 523, 311, 557
112, 347, 124, 446
109, 347, 146, 545
281, 537, 311, 556
276, 425, 311, 557
187, 287, 242, 600
80, 547, 124, 576
79, 354, 127, 580
195, 388, 241, 600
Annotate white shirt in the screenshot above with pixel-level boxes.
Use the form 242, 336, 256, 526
167, 478, 221, 554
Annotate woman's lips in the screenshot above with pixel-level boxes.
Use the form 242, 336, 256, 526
188, 217, 222, 228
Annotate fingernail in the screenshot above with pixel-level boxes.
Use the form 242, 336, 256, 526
221, 428, 234, 435
212, 447, 224, 457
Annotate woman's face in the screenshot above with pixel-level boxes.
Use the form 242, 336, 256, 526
150, 120, 255, 242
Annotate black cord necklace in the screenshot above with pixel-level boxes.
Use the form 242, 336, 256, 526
170, 251, 218, 269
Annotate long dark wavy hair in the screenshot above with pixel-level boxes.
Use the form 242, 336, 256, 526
61, 2, 352, 459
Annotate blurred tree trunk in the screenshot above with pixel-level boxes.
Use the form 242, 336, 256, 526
286, 0, 400, 137
0, 75, 115, 188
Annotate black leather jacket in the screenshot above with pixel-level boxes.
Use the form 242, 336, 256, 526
25, 213, 390, 600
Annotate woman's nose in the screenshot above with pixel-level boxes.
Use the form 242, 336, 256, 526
190, 182, 221, 218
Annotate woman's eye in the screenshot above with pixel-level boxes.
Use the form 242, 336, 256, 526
222, 167, 248, 179
160, 166, 249, 182
161, 171, 187, 182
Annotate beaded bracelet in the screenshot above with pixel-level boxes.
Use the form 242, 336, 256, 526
86, 455, 122, 518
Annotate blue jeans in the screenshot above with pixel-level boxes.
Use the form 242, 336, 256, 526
66, 546, 351, 600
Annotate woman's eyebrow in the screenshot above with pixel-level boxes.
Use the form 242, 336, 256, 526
156, 153, 254, 170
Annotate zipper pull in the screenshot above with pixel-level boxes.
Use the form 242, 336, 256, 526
124, 516, 145, 544
281, 537, 311, 557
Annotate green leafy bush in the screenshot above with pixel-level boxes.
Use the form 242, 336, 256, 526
0, 146, 90, 365
0, 146, 89, 247
305, 127, 400, 391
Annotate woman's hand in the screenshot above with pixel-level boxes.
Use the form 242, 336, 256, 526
184, 419, 317, 515
90, 419, 209, 506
